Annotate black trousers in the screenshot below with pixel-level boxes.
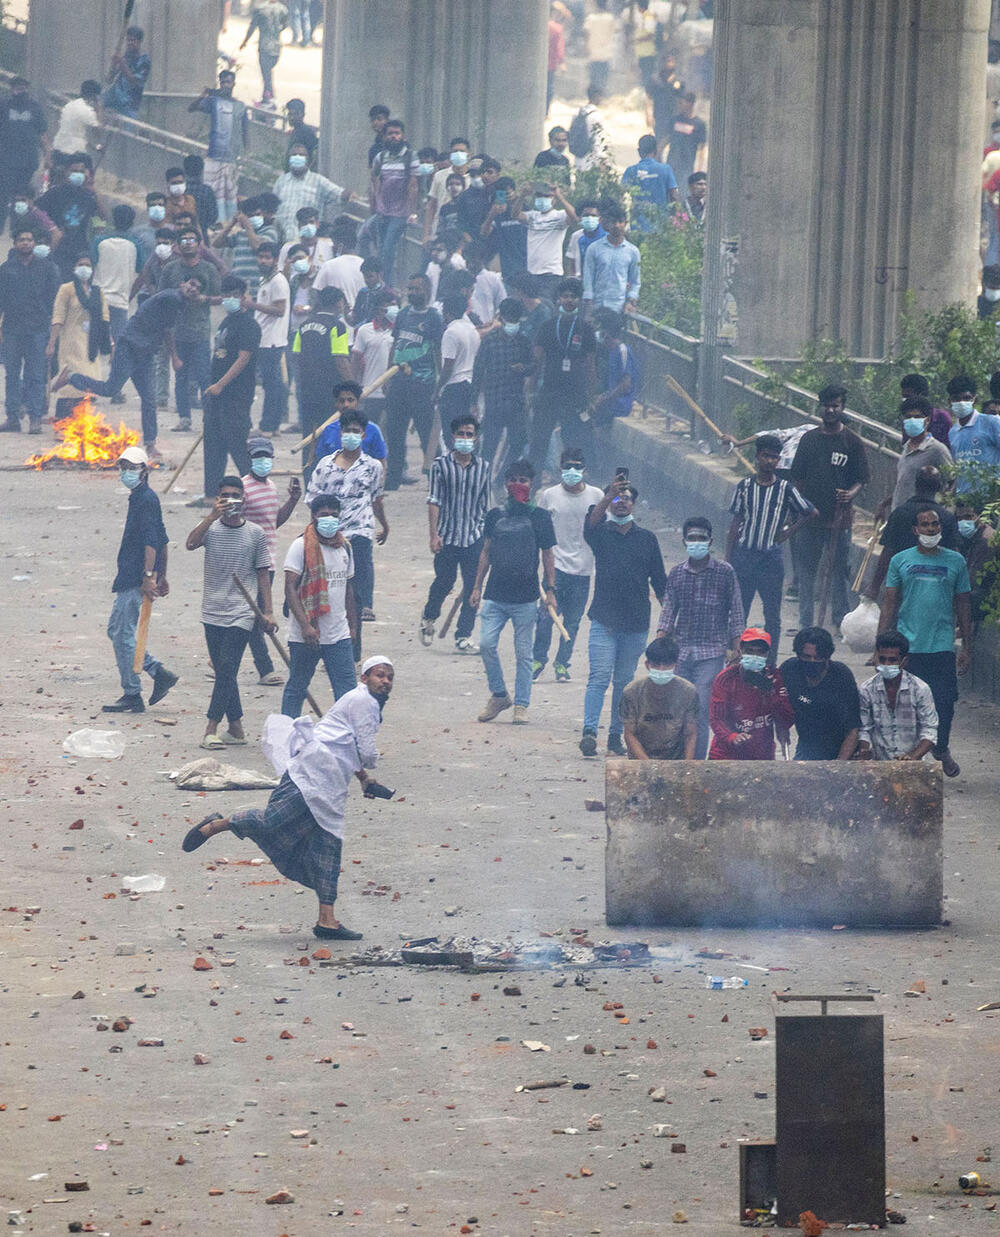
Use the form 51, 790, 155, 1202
906, 650, 957, 754
385, 375, 434, 489
203, 623, 251, 724
422, 539, 482, 641
203, 396, 251, 498
247, 569, 276, 676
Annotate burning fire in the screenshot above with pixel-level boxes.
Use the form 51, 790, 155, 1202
24, 397, 139, 469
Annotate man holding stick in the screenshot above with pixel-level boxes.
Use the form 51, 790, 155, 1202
103, 445, 177, 713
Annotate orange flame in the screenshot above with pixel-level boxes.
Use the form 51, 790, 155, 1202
24, 396, 140, 469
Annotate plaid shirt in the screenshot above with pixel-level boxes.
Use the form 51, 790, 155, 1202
657, 557, 745, 660
858, 670, 938, 760
273, 170, 345, 239
472, 328, 532, 407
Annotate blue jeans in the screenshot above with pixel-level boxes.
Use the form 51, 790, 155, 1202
479, 598, 537, 707
533, 568, 591, 670
674, 652, 725, 760
257, 345, 288, 432
107, 305, 128, 345
174, 337, 211, 422
797, 521, 852, 629
72, 338, 157, 444
583, 621, 648, 739
282, 637, 356, 717
730, 543, 785, 660
3, 328, 47, 422
376, 213, 407, 288
289, 0, 312, 41
108, 588, 162, 697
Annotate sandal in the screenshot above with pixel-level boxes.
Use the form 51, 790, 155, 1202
219, 731, 248, 745
182, 812, 223, 852
200, 734, 225, 750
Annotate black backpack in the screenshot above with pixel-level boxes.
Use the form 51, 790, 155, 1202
567, 107, 592, 159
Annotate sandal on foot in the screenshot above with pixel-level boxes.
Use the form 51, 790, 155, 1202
200, 734, 225, 750
219, 731, 248, 745
182, 812, 223, 852
313, 923, 363, 940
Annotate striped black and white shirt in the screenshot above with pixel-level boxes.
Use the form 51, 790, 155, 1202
729, 477, 812, 552
427, 453, 491, 548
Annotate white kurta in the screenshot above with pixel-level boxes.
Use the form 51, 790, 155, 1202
261, 683, 381, 838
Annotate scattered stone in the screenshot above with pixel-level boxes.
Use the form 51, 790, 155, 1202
217, 958, 236, 967
583, 1044, 596, 1054
115, 943, 136, 956
673, 1210, 688, 1223
748, 1027, 768, 1040
137, 1038, 164, 1047
587, 1114, 602, 1131
71, 991, 85, 999
670, 1143, 687, 1154
521, 1040, 550, 1052
64, 1181, 89, 1192
193, 1053, 210, 1065
208, 1188, 223, 1196
503, 986, 522, 997
112, 1018, 130, 1033
193, 956, 213, 971
648, 1086, 667, 1102
290, 1129, 310, 1138
265, 1190, 294, 1204
639, 1158, 653, 1169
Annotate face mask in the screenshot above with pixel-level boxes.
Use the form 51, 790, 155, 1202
155, 242, 173, 260
877, 663, 901, 681
450, 151, 468, 167
299, 222, 317, 238
918, 532, 942, 548
293, 257, 311, 275
740, 654, 768, 673
74, 265, 92, 281
453, 437, 475, 454
120, 468, 142, 490
580, 216, 599, 232
315, 516, 340, 538
561, 467, 583, 486
250, 457, 273, 478
506, 481, 530, 503
385, 304, 399, 322
68, 171, 86, 187
470, 176, 484, 189
502, 321, 520, 336
33, 243, 50, 259
249, 215, 265, 230
609, 512, 633, 525
148, 204, 166, 222
535, 196, 553, 212
594, 330, 604, 344
648, 668, 675, 685
958, 519, 977, 539
430, 250, 447, 264
168, 183, 186, 197
903, 417, 927, 438
686, 540, 710, 559
952, 400, 974, 417
289, 154, 308, 171
986, 288, 1000, 302
417, 162, 434, 177
341, 431, 363, 451
221, 296, 242, 314
13, 201, 28, 215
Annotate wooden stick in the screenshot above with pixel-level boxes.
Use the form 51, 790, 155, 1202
815, 522, 840, 629
851, 520, 884, 593
541, 588, 571, 641
437, 593, 463, 638
162, 431, 203, 495
665, 375, 754, 472
231, 574, 322, 716
133, 594, 152, 672
423, 404, 441, 473
292, 365, 401, 452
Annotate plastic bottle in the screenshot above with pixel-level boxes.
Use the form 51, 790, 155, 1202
704, 975, 749, 989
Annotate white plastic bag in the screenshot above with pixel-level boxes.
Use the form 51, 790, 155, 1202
840, 597, 880, 653
122, 874, 166, 893
62, 728, 126, 759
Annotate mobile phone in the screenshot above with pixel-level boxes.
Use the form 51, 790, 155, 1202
615, 467, 629, 482
495, 189, 507, 205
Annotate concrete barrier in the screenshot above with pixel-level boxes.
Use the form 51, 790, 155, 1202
604, 760, 942, 928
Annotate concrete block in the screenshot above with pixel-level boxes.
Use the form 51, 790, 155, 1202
605, 760, 942, 928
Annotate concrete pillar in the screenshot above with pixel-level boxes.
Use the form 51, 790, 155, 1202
27, 0, 217, 101
320, 0, 548, 192
700, 0, 988, 394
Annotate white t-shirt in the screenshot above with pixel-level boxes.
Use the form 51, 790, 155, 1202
426, 252, 466, 304
441, 316, 480, 386
524, 208, 569, 276
93, 236, 138, 310
278, 237, 334, 269
53, 97, 98, 154
469, 269, 506, 325
283, 535, 354, 645
313, 254, 365, 310
256, 271, 290, 348
351, 320, 394, 398
537, 482, 605, 576
584, 9, 617, 59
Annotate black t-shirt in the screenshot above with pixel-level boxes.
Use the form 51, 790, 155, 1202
483, 502, 556, 603
584, 516, 668, 633
0, 92, 47, 167
456, 186, 491, 238
113, 482, 168, 593
36, 184, 99, 276
533, 149, 570, 168
211, 309, 261, 406
789, 426, 870, 522
778, 658, 861, 760
667, 113, 707, 172
436, 199, 461, 235
535, 312, 597, 408
881, 497, 958, 556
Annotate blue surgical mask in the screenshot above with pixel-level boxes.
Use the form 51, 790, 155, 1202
74, 265, 92, 282
877, 663, 901, 681
33, 243, 50, 259
648, 668, 675, 685
120, 468, 142, 490
249, 214, 265, 230
417, 162, 434, 177
535, 196, 553, 212
289, 154, 308, 171
293, 257, 311, 275
222, 296, 241, 315
561, 468, 583, 486
316, 516, 340, 538
903, 417, 926, 438
952, 400, 974, 417
609, 512, 633, 526
13, 200, 28, 215
453, 437, 475, 454
502, 321, 520, 336
450, 151, 468, 167
685, 540, 710, 559
580, 216, 599, 232
250, 457, 273, 478
148, 204, 166, 222
341, 431, 363, 451
68, 171, 86, 187
385, 304, 399, 322
958, 519, 977, 538
740, 654, 767, 673
299, 222, 317, 238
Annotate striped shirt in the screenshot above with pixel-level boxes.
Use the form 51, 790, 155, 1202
729, 477, 812, 552
427, 453, 491, 548
200, 520, 270, 630
241, 475, 282, 567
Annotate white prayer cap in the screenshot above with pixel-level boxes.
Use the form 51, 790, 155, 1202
361, 655, 394, 675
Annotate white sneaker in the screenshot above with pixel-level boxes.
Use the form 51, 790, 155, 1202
419, 618, 434, 646
455, 637, 479, 654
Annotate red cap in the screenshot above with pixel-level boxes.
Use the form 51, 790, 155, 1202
740, 627, 771, 647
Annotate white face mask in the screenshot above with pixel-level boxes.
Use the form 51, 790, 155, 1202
951, 400, 974, 417
168, 182, 186, 197
74, 265, 92, 281
155, 242, 173, 260
986, 288, 1000, 302
385, 304, 399, 322
917, 532, 942, 548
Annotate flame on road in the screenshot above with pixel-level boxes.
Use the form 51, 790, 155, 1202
24, 397, 140, 469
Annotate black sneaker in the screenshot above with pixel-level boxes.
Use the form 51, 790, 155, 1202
102, 694, 145, 713
313, 923, 363, 940
579, 730, 597, 757
532, 659, 545, 681
607, 734, 626, 757
0, 418, 21, 432
171, 421, 192, 433
27, 420, 43, 435
149, 667, 179, 706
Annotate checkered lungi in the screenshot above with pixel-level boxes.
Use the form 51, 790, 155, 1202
204, 156, 239, 218
229, 772, 343, 903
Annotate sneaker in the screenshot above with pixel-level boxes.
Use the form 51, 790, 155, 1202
455, 637, 479, 654
258, 671, 284, 686
419, 617, 435, 646
607, 733, 626, 756
554, 663, 570, 682
785, 583, 799, 600
27, 420, 43, 435
0, 418, 21, 432
478, 693, 512, 722
512, 705, 529, 724
361, 607, 376, 622
532, 659, 545, 681
398, 473, 420, 486
579, 729, 597, 757
171, 421, 192, 433
102, 694, 145, 713
149, 667, 178, 706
